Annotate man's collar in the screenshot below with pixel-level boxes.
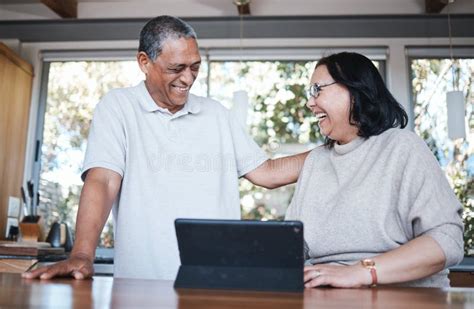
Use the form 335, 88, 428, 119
137, 81, 201, 116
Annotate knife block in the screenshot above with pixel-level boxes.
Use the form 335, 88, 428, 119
19, 217, 44, 242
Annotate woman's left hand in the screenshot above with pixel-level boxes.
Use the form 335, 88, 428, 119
304, 263, 371, 288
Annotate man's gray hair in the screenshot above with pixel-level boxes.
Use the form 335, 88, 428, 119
138, 15, 197, 61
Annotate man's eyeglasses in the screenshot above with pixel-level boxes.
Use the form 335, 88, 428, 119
307, 81, 337, 99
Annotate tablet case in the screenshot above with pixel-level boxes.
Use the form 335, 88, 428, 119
174, 219, 304, 292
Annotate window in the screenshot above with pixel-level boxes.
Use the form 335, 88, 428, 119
34, 49, 384, 246
410, 55, 473, 255
208, 58, 383, 220
209, 60, 321, 219
37, 60, 142, 247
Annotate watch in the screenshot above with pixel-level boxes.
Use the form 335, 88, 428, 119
361, 259, 378, 287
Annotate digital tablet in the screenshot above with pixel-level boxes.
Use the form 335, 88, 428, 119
174, 218, 304, 292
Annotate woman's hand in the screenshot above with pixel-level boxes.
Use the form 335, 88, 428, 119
304, 263, 372, 288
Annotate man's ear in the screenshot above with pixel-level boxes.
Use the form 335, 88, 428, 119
137, 52, 151, 75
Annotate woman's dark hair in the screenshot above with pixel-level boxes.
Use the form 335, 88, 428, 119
316, 52, 408, 147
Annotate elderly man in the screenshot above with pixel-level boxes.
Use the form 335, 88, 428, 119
23, 15, 308, 280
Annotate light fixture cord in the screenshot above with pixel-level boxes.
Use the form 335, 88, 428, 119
239, 12, 244, 88
239, 13, 243, 59
447, 0, 456, 90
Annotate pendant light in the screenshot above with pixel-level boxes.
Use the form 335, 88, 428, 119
446, 0, 466, 140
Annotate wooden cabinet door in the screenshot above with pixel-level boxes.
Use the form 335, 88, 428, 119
0, 43, 34, 239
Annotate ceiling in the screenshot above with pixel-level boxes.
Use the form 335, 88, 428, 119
0, 0, 473, 20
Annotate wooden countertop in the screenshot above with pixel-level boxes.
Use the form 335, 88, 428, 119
0, 273, 473, 308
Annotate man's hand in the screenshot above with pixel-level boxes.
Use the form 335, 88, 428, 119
22, 253, 94, 280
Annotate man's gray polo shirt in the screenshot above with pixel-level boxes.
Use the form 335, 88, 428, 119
82, 81, 268, 280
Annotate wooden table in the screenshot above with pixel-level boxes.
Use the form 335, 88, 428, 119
0, 273, 473, 308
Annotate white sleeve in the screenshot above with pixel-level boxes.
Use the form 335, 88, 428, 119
227, 110, 268, 177
81, 92, 126, 181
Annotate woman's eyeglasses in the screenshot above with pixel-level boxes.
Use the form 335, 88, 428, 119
307, 81, 337, 98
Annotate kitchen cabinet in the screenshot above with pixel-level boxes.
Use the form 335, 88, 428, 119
0, 43, 33, 240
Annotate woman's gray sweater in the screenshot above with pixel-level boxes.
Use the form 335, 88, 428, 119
286, 128, 464, 287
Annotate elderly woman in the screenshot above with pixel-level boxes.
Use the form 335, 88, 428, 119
286, 52, 464, 288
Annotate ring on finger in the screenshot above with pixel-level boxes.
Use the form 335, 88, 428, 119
312, 270, 322, 279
